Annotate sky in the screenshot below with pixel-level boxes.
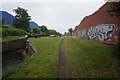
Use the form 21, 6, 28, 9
1, 0, 106, 34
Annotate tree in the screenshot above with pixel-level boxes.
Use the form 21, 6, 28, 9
13, 7, 31, 32
64, 32, 68, 36
68, 28, 73, 36
57, 32, 62, 37
49, 29, 57, 35
32, 28, 41, 35
49, 29, 62, 36
41, 25, 49, 35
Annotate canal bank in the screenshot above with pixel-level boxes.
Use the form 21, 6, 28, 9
2, 38, 36, 73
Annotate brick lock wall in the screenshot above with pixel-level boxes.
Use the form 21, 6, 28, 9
2, 38, 27, 53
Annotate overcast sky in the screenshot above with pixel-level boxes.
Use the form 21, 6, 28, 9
1, 0, 106, 34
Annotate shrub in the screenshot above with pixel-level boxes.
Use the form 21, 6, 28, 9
2, 27, 28, 37
32, 28, 41, 35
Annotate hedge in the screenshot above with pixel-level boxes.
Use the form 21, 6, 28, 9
2, 27, 28, 37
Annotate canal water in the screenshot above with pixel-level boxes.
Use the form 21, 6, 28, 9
2, 50, 24, 73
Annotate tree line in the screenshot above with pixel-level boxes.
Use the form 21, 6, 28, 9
2, 7, 62, 36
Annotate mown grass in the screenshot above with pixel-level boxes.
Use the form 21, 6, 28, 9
64, 37, 119, 78
3, 37, 61, 78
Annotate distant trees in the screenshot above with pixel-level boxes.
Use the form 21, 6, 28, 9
68, 28, 73, 36
32, 28, 41, 35
57, 32, 62, 37
31, 25, 62, 36
12, 7, 61, 37
49, 29, 62, 36
41, 25, 49, 35
13, 7, 31, 32
64, 32, 69, 36
49, 29, 57, 35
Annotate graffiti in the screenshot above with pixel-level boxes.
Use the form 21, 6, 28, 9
88, 24, 114, 41
73, 24, 118, 42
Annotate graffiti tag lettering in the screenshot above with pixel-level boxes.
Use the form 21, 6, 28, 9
88, 24, 114, 41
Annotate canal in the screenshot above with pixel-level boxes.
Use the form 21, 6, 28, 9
2, 50, 24, 73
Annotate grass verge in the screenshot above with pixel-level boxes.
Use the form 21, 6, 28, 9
3, 37, 61, 78
64, 37, 119, 78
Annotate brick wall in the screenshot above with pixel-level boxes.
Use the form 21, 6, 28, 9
73, 2, 119, 43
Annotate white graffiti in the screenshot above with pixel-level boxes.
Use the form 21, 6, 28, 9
88, 24, 114, 41
73, 24, 116, 41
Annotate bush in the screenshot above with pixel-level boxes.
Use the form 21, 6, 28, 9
32, 28, 41, 35
2, 27, 28, 37
41, 32, 49, 36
